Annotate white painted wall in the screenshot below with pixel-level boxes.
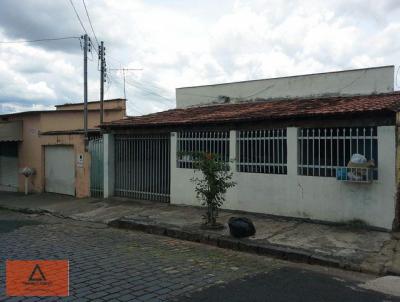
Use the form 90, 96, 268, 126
176, 66, 394, 108
170, 126, 397, 230
103, 133, 115, 198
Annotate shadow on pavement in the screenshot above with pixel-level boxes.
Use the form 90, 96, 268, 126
176, 267, 400, 302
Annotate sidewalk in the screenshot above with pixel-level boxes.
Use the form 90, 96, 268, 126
0, 191, 399, 276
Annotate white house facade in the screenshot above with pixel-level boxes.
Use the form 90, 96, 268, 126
101, 66, 400, 230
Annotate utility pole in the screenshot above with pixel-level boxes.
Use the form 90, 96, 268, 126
122, 68, 126, 100
83, 34, 89, 147
99, 41, 105, 124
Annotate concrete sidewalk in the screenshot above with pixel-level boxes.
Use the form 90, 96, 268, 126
0, 191, 399, 276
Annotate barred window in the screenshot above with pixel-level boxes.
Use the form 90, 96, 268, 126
298, 127, 378, 178
177, 131, 230, 168
237, 129, 287, 174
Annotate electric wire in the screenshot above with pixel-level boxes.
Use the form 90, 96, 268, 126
82, 0, 99, 47
68, 0, 89, 36
107, 65, 174, 104
106, 74, 166, 115
124, 78, 175, 104
0, 36, 80, 44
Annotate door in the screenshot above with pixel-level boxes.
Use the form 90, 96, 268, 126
0, 142, 18, 192
45, 146, 75, 195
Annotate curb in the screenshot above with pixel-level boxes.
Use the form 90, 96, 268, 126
108, 218, 367, 274
2, 205, 395, 277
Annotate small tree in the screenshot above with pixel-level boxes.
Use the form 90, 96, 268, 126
190, 152, 236, 227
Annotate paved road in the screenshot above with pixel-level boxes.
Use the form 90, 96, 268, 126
0, 209, 398, 302
179, 267, 400, 302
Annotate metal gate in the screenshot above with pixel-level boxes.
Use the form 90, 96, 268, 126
89, 137, 104, 197
115, 134, 170, 202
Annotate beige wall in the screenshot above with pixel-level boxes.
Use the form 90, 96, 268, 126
14, 115, 90, 197
56, 99, 126, 111
2, 99, 126, 197
40, 110, 124, 132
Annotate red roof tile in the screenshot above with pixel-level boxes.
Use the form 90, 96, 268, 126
102, 92, 400, 128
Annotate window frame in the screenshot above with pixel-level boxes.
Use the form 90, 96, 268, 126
176, 131, 230, 169
297, 127, 378, 179
236, 128, 287, 174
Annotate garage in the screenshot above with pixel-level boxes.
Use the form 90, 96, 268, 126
0, 142, 19, 192
45, 145, 75, 196
0, 121, 21, 192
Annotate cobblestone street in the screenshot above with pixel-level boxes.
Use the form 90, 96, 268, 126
0, 209, 280, 301
2, 209, 399, 302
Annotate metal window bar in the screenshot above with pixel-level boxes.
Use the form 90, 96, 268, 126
88, 137, 104, 197
114, 134, 170, 202
236, 128, 287, 174
298, 127, 378, 179
176, 131, 230, 169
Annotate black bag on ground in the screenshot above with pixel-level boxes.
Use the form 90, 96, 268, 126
228, 217, 256, 238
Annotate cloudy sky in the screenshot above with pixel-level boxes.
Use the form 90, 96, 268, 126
0, 0, 399, 115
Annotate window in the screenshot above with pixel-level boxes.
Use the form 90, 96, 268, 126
237, 129, 287, 174
298, 127, 378, 178
177, 131, 230, 168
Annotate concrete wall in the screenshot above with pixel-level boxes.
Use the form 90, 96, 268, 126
170, 126, 397, 230
176, 66, 394, 108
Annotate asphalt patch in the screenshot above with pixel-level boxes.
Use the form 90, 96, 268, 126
0, 219, 43, 233
177, 267, 400, 302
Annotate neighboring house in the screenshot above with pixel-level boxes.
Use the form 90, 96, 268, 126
0, 99, 126, 197
101, 65, 400, 230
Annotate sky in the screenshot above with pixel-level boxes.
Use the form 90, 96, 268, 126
0, 0, 400, 116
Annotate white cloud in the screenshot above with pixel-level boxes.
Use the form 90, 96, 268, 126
0, 102, 53, 113
0, 0, 399, 115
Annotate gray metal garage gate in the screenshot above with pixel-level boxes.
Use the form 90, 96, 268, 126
0, 142, 19, 192
44, 145, 75, 196
88, 137, 104, 198
114, 134, 170, 202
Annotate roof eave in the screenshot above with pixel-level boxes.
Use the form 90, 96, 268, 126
101, 109, 397, 131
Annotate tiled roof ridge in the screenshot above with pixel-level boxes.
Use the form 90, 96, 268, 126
101, 91, 400, 128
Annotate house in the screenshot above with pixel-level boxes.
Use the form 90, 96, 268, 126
101, 65, 400, 230
0, 99, 126, 197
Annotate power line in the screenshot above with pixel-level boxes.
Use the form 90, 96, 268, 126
106, 73, 146, 115
68, 0, 88, 36
131, 104, 145, 115
124, 78, 175, 104
82, 0, 99, 47
109, 68, 143, 100
89, 39, 98, 56
68, 0, 98, 58
109, 73, 170, 109
108, 67, 174, 104
0, 36, 80, 44
242, 84, 275, 99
